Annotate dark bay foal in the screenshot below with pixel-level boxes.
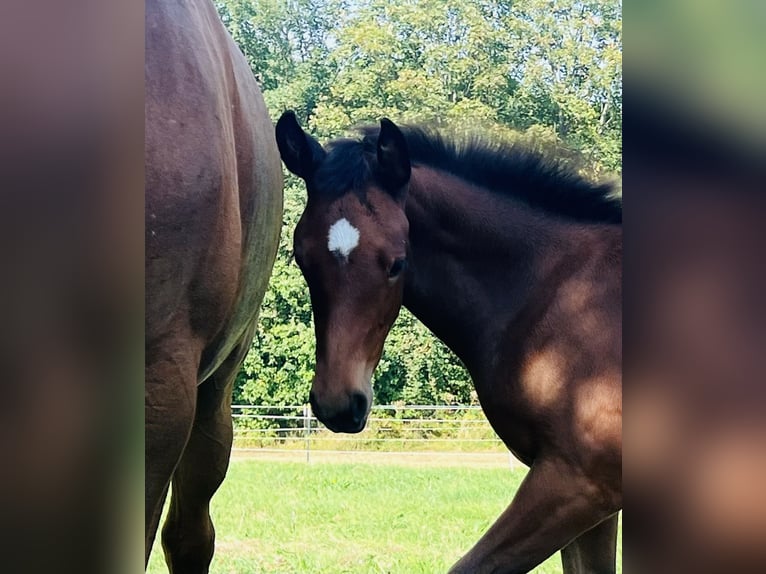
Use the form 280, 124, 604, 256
276, 111, 621, 574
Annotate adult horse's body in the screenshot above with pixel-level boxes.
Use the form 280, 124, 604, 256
276, 112, 621, 573
145, 1, 282, 571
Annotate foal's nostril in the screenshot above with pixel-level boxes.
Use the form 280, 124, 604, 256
349, 392, 368, 425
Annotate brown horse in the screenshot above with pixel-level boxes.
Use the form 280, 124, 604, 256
276, 112, 621, 573
145, 1, 283, 571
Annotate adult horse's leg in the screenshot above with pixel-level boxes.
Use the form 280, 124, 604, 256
448, 457, 619, 574
560, 514, 619, 574
145, 330, 203, 566
160, 326, 254, 574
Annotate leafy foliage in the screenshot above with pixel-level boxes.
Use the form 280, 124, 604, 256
217, 0, 622, 407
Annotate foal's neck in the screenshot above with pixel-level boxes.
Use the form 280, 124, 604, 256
402, 167, 586, 378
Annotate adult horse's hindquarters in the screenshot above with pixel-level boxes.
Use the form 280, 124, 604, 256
145, 1, 283, 571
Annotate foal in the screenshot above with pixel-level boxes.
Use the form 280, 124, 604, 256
276, 111, 621, 574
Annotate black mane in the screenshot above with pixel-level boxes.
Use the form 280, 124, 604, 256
312, 125, 622, 225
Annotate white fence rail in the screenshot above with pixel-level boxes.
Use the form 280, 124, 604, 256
231, 404, 516, 467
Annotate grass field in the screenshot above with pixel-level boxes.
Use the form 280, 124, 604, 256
147, 459, 621, 573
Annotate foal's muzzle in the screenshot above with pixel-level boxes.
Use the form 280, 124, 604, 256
309, 389, 370, 434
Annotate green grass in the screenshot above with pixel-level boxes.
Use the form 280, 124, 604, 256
148, 460, 621, 573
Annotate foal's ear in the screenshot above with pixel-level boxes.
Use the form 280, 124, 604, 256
275, 110, 325, 180
377, 118, 411, 200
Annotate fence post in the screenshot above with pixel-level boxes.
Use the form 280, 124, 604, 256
303, 404, 311, 463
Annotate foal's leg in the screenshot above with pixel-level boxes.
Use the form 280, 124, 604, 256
560, 513, 619, 574
161, 330, 253, 574
448, 457, 619, 574
145, 332, 202, 567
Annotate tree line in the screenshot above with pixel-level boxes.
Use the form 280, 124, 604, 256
214, 0, 622, 407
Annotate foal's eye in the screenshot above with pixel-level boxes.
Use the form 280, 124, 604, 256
388, 258, 407, 279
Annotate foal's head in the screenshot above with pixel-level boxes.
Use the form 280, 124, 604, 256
276, 112, 411, 433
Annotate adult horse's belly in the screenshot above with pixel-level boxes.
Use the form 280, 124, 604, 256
145, 0, 282, 382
